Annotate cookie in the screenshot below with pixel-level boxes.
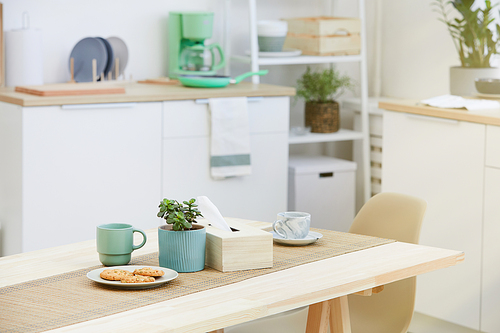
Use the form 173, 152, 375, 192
133, 267, 165, 277
121, 275, 155, 283
100, 269, 134, 281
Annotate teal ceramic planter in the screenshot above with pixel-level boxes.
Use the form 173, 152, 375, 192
158, 224, 206, 272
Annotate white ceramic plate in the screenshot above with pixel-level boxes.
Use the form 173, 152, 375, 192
106, 36, 129, 77
86, 265, 178, 290
245, 48, 302, 57
271, 231, 323, 246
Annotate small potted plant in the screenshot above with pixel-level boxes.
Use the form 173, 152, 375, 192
157, 198, 205, 272
433, 0, 500, 95
296, 66, 354, 133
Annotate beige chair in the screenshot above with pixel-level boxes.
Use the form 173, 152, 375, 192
225, 192, 427, 333
346, 192, 427, 333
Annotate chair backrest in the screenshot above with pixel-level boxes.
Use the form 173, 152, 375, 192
347, 192, 427, 333
348, 192, 426, 244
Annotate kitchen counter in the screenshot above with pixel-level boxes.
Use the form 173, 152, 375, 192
0, 81, 296, 107
379, 99, 500, 126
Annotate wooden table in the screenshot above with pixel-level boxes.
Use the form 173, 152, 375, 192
0, 221, 464, 333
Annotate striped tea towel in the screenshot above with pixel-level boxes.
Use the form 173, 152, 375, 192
208, 97, 251, 179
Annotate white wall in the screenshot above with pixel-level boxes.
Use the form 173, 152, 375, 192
1, 0, 360, 83
380, 0, 500, 100
7, 1, 496, 102
5, 0, 479, 155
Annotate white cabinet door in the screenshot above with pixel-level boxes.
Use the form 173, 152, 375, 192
162, 98, 289, 223
21, 102, 162, 253
382, 110, 485, 330
482, 166, 500, 333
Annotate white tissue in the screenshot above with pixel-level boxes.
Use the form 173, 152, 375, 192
196, 196, 232, 232
421, 94, 500, 111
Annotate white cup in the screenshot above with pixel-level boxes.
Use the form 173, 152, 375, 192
273, 212, 311, 239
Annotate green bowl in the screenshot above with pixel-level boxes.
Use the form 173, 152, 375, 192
475, 78, 500, 94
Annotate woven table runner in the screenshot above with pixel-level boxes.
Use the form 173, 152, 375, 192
0, 229, 394, 333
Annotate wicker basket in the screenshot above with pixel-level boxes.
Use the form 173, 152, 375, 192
305, 101, 339, 133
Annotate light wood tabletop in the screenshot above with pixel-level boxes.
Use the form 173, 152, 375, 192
0, 219, 464, 333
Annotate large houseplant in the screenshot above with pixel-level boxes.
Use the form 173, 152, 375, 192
433, 0, 500, 95
157, 198, 206, 272
296, 66, 353, 133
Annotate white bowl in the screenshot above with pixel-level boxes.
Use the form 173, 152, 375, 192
257, 20, 288, 37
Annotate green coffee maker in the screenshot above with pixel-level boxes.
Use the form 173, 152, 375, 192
169, 12, 225, 78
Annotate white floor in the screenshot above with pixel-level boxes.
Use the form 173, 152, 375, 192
408, 312, 483, 333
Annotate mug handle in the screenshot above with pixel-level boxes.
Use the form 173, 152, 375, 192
273, 220, 287, 239
132, 228, 147, 250
208, 43, 226, 71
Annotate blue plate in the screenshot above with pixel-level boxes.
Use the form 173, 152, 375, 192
69, 37, 108, 82
97, 37, 114, 78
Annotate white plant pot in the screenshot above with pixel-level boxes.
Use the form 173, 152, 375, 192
450, 66, 500, 96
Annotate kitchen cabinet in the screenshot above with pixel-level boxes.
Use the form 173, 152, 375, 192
382, 109, 488, 330
161, 97, 289, 222
0, 83, 294, 257
0, 101, 163, 256
481, 124, 500, 332
482, 166, 500, 332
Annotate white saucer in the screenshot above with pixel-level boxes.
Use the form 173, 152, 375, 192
271, 231, 323, 246
245, 48, 302, 57
87, 265, 178, 290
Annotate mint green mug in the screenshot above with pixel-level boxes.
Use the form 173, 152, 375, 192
96, 223, 147, 266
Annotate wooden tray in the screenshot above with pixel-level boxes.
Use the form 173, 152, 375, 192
138, 77, 179, 85
15, 82, 126, 97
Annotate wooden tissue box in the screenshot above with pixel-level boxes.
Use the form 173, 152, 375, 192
282, 16, 361, 56
197, 217, 273, 272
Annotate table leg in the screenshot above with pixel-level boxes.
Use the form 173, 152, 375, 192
329, 296, 351, 333
306, 300, 331, 333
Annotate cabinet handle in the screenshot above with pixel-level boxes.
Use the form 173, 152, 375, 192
61, 103, 137, 110
406, 113, 459, 125
195, 97, 264, 104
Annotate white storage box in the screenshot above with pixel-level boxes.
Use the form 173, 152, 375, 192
288, 155, 357, 232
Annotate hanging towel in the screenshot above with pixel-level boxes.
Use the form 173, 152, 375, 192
208, 97, 252, 179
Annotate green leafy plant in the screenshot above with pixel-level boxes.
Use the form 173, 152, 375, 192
296, 66, 354, 103
433, 0, 500, 68
157, 198, 203, 231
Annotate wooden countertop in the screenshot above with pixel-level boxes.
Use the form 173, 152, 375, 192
0, 81, 296, 107
379, 99, 500, 126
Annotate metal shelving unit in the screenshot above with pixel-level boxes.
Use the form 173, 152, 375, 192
224, 0, 371, 203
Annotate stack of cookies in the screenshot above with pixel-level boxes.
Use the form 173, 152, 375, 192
99, 267, 165, 283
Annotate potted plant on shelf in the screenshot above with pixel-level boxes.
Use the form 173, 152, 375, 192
433, 0, 500, 95
296, 66, 354, 133
157, 198, 205, 272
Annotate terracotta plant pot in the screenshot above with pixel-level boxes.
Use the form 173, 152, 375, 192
158, 224, 206, 273
305, 101, 339, 133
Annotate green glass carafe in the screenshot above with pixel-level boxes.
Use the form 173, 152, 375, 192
179, 43, 225, 74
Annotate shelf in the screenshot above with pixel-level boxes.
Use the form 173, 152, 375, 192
231, 54, 362, 66
288, 129, 364, 144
